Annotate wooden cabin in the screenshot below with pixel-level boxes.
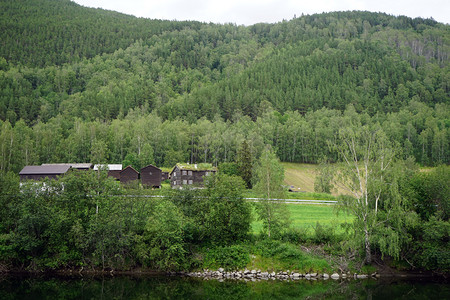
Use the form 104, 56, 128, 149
120, 165, 139, 184
140, 164, 162, 188
170, 163, 217, 189
19, 165, 71, 181
93, 164, 122, 180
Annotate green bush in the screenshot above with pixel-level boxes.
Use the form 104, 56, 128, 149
412, 216, 450, 272
203, 245, 250, 271
311, 222, 338, 244
254, 240, 303, 260
251, 240, 330, 272
279, 228, 309, 244
137, 199, 187, 271
204, 174, 252, 245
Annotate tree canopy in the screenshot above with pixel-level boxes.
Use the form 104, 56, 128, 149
0, 1, 448, 173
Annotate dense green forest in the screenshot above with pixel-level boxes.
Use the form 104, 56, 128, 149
0, 0, 449, 173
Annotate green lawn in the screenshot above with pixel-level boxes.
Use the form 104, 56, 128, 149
251, 203, 353, 234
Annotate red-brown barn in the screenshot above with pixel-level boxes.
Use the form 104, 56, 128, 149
140, 164, 162, 188
120, 165, 139, 184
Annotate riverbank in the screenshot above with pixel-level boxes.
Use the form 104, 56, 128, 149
184, 268, 379, 281
2, 257, 446, 282
1, 239, 446, 281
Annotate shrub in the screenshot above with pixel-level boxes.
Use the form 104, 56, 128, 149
311, 222, 337, 244
203, 245, 250, 271
412, 216, 450, 272
137, 199, 187, 271
254, 240, 303, 260
251, 240, 330, 272
280, 228, 309, 244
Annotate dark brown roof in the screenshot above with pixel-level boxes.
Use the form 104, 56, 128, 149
42, 163, 93, 169
19, 165, 71, 175
140, 164, 162, 171
120, 165, 139, 174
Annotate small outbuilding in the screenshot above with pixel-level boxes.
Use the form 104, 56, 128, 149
161, 168, 171, 181
140, 164, 162, 188
120, 165, 139, 184
93, 164, 122, 180
170, 163, 217, 189
19, 165, 71, 181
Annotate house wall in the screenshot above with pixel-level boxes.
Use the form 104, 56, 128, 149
120, 168, 139, 184
141, 165, 162, 187
20, 174, 60, 181
108, 170, 121, 180
170, 168, 215, 188
170, 167, 181, 187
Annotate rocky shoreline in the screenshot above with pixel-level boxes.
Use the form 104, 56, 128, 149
182, 269, 380, 281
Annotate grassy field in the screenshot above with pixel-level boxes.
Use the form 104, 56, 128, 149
282, 162, 356, 196
282, 162, 318, 193
251, 203, 353, 235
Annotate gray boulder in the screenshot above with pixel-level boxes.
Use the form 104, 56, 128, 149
331, 273, 340, 280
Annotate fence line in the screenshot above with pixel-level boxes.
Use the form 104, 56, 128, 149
121, 194, 337, 205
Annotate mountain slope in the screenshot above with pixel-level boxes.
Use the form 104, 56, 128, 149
0, 0, 204, 67
0, 1, 448, 172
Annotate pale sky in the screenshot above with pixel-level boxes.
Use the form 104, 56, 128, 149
73, 0, 449, 26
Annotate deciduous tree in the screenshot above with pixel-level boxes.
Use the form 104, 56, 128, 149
253, 146, 289, 238
332, 124, 398, 264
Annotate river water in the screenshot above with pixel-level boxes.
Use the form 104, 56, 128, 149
0, 275, 448, 299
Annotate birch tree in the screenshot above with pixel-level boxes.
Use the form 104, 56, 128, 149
253, 146, 290, 238
332, 124, 396, 264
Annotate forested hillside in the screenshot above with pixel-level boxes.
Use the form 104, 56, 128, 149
0, 0, 448, 173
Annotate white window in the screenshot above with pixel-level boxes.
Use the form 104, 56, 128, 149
188, 170, 193, 176
183, 180, 187, 185
182, 170, 187, 176
205, 171, 210, 176
188, 180, 193, 185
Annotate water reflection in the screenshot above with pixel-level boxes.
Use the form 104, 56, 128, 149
0, 275, 448, 299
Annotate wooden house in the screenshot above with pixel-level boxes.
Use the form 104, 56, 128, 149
140, 164, 162, 188
19, 165, 71, 181
93, 164, 122, 180
120, 165, 139, 184
170, 163, 217, 188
